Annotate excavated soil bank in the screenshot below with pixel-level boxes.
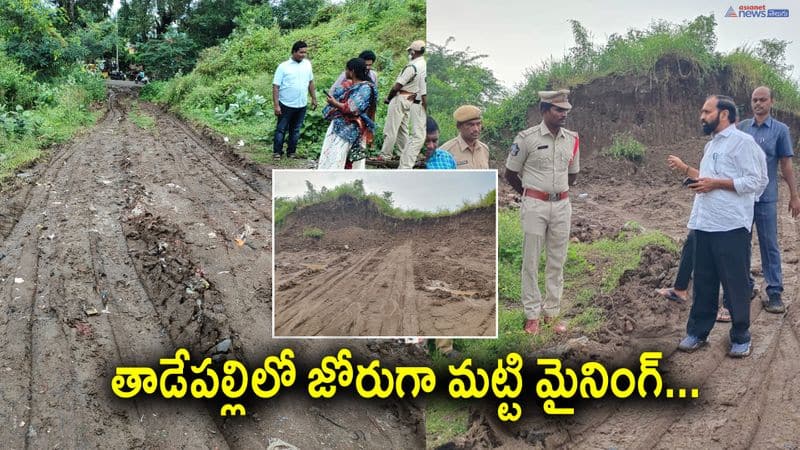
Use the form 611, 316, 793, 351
275, 197, 496, 337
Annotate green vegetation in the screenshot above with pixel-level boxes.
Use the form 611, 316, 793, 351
152, 0, 425, 161
275, 179, 495, 228
302, 227, 324, 239
425, 396, 469, 448
429, 15, 800, 153
453, 208, 677, 366
0, 49, 105, 181
129, 103, 155, 129
427, 39, 506, 146
605, 133, 646, 162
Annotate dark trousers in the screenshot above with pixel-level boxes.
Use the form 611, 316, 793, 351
687, 228, 752, 344
674, 230, 695, 290
675, 230, 753, 309
273, 103, 307, 156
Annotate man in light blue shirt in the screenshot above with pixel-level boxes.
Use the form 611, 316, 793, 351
679, 95, 767, 358
737, 86, 799, 313
272, 40, 317, 159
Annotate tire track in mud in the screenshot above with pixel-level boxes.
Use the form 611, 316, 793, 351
1, 86, 423, 449
276, 243, 415, 336
0, 120, 88, 448
275, 238, 496, 337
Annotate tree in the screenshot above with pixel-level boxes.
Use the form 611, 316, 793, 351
49, 0, 112, 25
117, 0, 153, 42
568, 20, 596, 71
0, 0, 71, 77
133, 28, 197, 79
116, 0, 191, 41
272, 0, 323, 30
755, 39, 794, 77
382, 191, 393, 206
304, 180, 317, 199
182, 0, 240, 49
352, 179, 365, 196
684, 14, 717, 54
426, 38, 505, 140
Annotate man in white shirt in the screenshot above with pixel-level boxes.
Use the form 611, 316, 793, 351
272, 40, 318, 159
678, 95, 768, 358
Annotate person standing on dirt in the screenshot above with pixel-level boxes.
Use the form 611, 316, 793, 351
272, 41, 318, 160
377, 40, 427, 169
331, 50, 378, 92
678, 95, 767, 358
737, 86, 799, 314
441, 105, 490, 169
504, 90, 580, 335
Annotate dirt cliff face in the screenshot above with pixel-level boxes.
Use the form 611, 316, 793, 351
277, 195, 495, 252
274, 196, 497, 337
525, 54, 800, 157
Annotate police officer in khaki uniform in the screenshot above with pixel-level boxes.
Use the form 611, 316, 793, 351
380, 40, 427, 169
504, 90, 580, 335
441, 105, 491, 169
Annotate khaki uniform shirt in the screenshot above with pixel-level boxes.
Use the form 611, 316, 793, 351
505, 121, 580, 193
441, 134, 490, 169
395, 56, 426, 100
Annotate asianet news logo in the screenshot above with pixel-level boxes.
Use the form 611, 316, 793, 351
725, 5, 790, 17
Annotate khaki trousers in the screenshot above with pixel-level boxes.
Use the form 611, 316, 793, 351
380, 96, 425, 168
520, 197, 571, 320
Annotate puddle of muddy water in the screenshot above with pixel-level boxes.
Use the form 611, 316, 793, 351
423, 280, 479, 298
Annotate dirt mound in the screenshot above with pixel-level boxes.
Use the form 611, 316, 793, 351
586, 244, 686, 363
278, 195, 495, 251
514, 55, 800, 191
275, 197, 496, 337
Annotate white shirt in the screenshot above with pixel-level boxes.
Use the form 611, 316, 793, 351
688, 124, 768, 232
273, 58, 314, 108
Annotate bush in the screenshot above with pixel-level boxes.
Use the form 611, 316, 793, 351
213, 89, 267, 122
139, 81, 168, 102
605, 133, 646, 162
1, 59, 104, 182
302, 227, 324, 239
0, 52, 38, 108
0, 104, 40, 137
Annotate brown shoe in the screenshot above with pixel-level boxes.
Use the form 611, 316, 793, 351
543, 316, 568, 334
524, 319, 540, 335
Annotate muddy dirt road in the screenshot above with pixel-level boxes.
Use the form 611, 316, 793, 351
0, 86, 422, 448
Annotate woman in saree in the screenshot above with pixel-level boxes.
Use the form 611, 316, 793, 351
318, 58, 378, 170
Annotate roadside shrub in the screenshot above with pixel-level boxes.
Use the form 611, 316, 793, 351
0, 51, 38, 108
139, 81, 168, 102
0, 104, 40, 136
213, 89, 267, 122
303, 227, 324, 239
606, 133, 645, 162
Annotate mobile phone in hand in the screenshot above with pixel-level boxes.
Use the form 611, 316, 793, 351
683, 177, 699, 187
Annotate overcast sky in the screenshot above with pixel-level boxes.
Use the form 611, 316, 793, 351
428, 0, 800, 88
273, 170, 497, 212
